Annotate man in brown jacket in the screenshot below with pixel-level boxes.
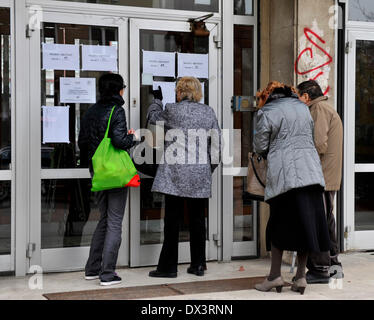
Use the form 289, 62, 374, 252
297, 80, 344, 284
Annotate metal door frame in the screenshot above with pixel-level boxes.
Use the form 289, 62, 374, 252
345, 28, 374, 250
0, 0, 15, 272
128, 18, 220, 267
222, 0, 258, 260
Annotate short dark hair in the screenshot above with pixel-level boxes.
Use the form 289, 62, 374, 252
297, 80, 324, 101
99, 73, 125, 100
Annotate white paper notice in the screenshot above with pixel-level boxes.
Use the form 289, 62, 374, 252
177, 53, 209, 79
82, 45, 118, 72
143, 51, 175, 77
42, 43, 80, 71
153, 81, 176, 106
60, 77, 96, 104
42, 106, 70, 144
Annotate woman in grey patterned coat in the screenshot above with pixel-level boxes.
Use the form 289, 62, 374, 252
147, 77, 221, 278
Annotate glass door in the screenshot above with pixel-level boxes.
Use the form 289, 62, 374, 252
346, 30, 374, 250
0, 1, 13, 272
129, 19, 220, 267
29, 10, 129, 272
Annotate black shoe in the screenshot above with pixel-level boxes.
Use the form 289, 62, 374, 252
100, 275, 122, 286
149, 270, 177, 278
187, 265, 205, 276
305, 272, 330, 284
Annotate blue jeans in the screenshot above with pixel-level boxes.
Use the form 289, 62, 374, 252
85, 188, 128, 281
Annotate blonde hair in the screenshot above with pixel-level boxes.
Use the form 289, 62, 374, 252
176, 77, 203, 103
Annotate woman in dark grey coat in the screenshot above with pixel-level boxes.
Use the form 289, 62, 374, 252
147, 77, 221, 278
253, 81, 330, 295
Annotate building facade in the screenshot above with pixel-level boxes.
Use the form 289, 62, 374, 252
0, 0, 373, 277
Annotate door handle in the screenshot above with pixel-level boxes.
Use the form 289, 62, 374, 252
132, 98, 137, 108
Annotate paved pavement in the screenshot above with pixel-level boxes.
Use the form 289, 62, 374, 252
0, 251, 373, 300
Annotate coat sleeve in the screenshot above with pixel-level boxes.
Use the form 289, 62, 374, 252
147, 99, 169, 125
109, 106, 135, 151
253, 109, 271, 158
310, 104, 329, 155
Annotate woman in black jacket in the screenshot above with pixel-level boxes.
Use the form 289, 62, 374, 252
79, 73, 136, 286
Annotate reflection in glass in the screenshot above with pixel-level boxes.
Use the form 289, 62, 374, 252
139, 29, 210, 246
233, 177, 253, 242
234, 25, 254, 168
355, 174, 374, 231
50, 0, 219, 12
234, 0, 253, 15
349, 0, 374, 22
40, 23, 119, 169
0, 8, 11, 170
0, 181, 11, 255
41, 179, 101, 249
355, 40, 374, 163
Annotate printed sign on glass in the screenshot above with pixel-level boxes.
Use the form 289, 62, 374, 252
177, 53, 209, 79
60, 77, 96, 104
143, 50, 175, 77
82, 45, 118, 72
42, 43, 80, 71
42, 106, 70, 144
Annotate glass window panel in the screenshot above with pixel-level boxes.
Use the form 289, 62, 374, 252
139, 29, 209, 246
349, 0, 374, 22
0, 181, 11, 255
40, 23, 119, 169
234, 0, 254, 15
233, 177, 253, 242
140, 180, 208, 245
50, 0, 219, 12
355, 173, 374, 231
0, 8, 11, 170
234, 25, 254, 168
41, 179, 101, 249
355, 40, 374, 164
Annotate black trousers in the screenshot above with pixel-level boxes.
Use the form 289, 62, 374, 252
307, 191, 343, 276
157, 195, 207, 273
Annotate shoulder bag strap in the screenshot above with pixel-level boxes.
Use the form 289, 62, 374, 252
104, 106, 116, 139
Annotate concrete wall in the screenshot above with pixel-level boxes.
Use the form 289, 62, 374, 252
258, 0, 336, 258
295, 0, 336, 107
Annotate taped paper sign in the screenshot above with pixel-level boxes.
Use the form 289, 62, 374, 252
60, 77, 96, 104
143, 51, 175, 77
42, 43, 80, 71
153, 81, 176, 107
42, 106, 70, 144
177, 53, 209, 79
82, 45, 118, 72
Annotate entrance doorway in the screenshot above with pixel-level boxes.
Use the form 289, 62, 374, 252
128, 18, 220, 267
27, 9, 220, 272
28, 11, 129, 272
346, 29, 374, 250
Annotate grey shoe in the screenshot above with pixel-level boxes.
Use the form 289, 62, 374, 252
255, 277, 285, 293
291, 277, 307, 295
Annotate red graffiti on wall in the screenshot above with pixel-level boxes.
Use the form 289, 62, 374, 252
295, 28, 333, 96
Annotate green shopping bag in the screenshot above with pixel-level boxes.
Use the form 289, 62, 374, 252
91, 106, 140, 192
